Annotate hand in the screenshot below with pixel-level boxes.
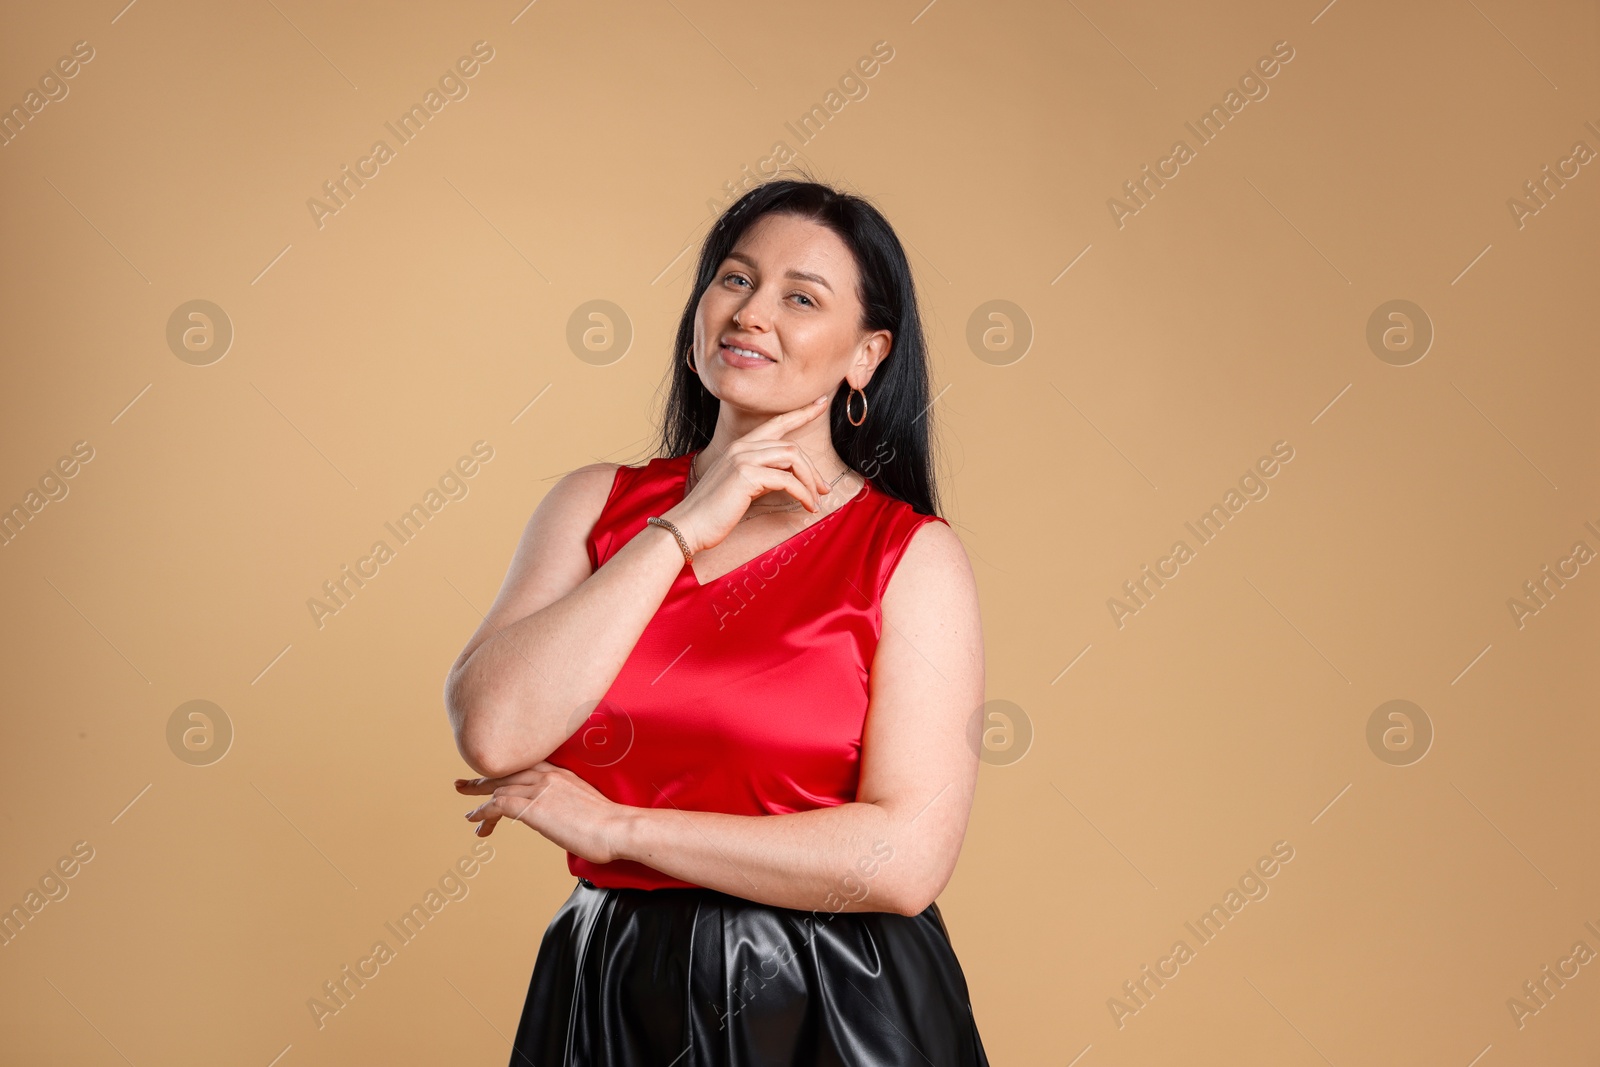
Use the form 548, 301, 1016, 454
455, 762, 630, 865
660, 393, 837, 555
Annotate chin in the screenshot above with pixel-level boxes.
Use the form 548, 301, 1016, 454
705, 376, 794, 415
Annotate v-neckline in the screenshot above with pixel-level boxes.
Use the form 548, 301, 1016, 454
675, 450, 869, 588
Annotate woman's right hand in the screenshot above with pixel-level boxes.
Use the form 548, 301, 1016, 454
660, 393, 837, 556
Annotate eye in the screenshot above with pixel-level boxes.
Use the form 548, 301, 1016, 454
722, 272, 750, 288
791, 292, 815, 308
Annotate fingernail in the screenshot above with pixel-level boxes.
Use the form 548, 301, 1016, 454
815, 394, 827, 404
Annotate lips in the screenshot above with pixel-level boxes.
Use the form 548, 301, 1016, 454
720, 337, 774, 361
719, 341, 775, 367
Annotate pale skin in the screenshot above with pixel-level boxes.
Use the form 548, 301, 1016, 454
444, 213, 984, 917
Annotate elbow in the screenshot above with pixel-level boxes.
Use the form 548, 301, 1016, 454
892, 855, 958, 917
893, 889, 932, 918
455, 726, 521, 780
445, 671, 521, 779
891, 871, 940, 918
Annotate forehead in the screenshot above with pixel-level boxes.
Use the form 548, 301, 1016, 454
728, 214, 856, 278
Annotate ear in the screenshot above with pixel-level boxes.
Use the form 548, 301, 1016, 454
850, 328, 893, 388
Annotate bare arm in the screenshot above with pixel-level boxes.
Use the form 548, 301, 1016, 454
611, 519, 984, 916
444, 462, 695, 778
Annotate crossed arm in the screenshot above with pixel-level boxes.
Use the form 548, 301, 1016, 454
446, 465, 984, 918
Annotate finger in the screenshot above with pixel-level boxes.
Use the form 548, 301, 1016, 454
466, 796, 519, 836
740, 391, 833, 443
469, 792, 540, 821
740, 444, 827, 505
746, 463, 821, 513
465, 801, 501, 835
722, 453, 802, 510
778, 443, 831, 503
457, 777, 522, 795
776, 441, 831, 497
454, 767, 542, 793
730, 455, 819, 512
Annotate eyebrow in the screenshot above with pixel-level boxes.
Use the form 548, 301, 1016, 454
724, 251, 833, 293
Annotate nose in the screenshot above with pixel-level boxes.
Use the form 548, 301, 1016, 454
731, 293, 774, 331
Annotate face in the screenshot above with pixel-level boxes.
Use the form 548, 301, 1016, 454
692, 212, 890, 416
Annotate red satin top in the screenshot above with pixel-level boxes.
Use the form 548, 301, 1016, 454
545, 449, 949, 890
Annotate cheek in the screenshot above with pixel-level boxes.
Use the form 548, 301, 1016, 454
697, 295, 730, 341
699, 285, 734, 317
786, 321, 845, 368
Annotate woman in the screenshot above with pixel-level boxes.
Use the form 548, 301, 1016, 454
444, 178, 989, 1065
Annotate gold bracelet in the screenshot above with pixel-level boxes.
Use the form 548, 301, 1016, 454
645, 516, 693, 562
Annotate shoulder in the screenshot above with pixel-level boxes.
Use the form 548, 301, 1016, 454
875, 507, 982, 675
885, 514, 970, 595
536, 452, 687, 536
544, 461, 621, 510
868, 490, 972, 603
529, 461, 624, 538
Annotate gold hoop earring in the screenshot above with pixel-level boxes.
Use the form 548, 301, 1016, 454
846, 385, 867, 427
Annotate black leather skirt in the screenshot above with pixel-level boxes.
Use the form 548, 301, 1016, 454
509, 877, 991, 1066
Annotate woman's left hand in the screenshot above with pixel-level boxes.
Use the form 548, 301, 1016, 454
455, 762, 630, 865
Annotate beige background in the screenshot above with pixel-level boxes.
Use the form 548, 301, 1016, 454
2, 0, 1597, 1063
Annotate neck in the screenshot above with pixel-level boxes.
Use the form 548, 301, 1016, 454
697, 403, 854, 508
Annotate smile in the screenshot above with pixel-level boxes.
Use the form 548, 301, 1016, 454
720, 343, 775, 366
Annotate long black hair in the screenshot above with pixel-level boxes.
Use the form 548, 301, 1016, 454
652, 176, 941, 517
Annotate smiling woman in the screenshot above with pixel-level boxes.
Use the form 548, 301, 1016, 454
444, 176, 990, 1065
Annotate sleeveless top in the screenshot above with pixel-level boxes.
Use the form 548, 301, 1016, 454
545, 449, 950, 890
